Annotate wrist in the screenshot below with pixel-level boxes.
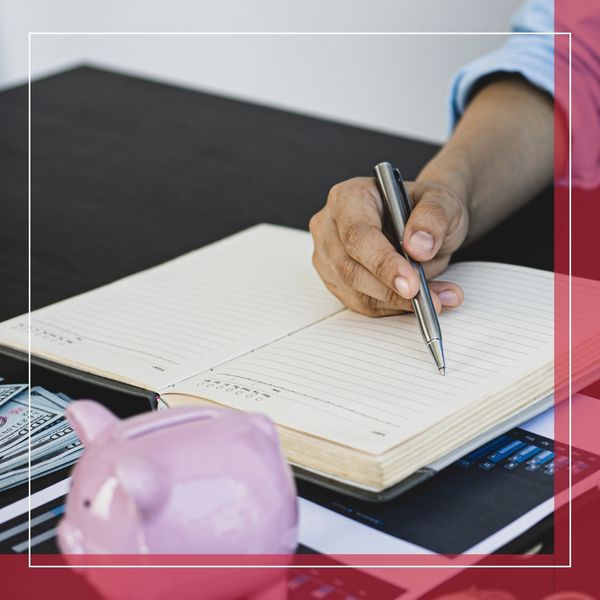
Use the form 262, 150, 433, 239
415, 145, 473, 213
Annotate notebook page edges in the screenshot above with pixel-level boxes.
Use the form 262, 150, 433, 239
168, 262, 554, 454
0, 224, 342, 390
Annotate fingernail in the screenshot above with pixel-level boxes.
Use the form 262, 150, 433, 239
439, 290, 459, 306
409, 231, 435, 253
394, 276, 411, 298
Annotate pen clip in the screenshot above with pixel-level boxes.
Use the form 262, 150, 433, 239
392, 168, 413, 216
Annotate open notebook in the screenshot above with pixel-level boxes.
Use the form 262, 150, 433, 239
1, 225, 598, 497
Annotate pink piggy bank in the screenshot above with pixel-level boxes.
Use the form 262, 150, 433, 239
57, 401, 298, 600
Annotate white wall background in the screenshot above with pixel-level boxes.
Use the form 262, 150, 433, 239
0, 0, 521, 142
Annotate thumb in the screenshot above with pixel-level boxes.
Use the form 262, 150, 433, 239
402, 184, 462, 262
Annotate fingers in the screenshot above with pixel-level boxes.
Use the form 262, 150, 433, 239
403, 194, 452, 262
328, 181, 420, 299
421, 253, 450, 279
311, 214, 463, 317
327, 177, 384, 228
339, 222, 421, 298
323, 221, 411, 310
402, 182, 468, 263
311, 212, 415, 316
309, 177, 467, 318
429, 280, 464, 309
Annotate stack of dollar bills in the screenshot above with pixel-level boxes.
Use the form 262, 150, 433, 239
0, 382, 83, 492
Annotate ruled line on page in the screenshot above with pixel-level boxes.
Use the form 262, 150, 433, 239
257, 344, 477, 394
243, 353, 442, 408
215, 371, 401, 431
48, 305, 220, 352
320, 320, 527, 364
35, 313, 204, 360
293, 329, 479, 387
283, 338, 494, 380
59, 296, 248, 341
30, 318, 184, 367
221, 363, 423, 422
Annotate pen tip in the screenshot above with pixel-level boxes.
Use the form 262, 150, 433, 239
439, 367, 446, 376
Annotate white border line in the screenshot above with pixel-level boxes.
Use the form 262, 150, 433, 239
567, 29, 573, 569
26, 30, 572, 571
29, 31, 570, 36
27, 29, 33, 568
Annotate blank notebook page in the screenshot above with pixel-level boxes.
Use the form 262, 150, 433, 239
0, 225, 342, 390
173, 262, 554, 455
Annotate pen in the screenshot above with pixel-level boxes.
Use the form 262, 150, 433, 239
374, 162, 446, 375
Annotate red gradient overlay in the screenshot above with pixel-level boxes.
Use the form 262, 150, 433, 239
4, 4, 600, 599
552, 28, 570, 569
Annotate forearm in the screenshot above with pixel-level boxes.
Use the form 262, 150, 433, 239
417, 76, 556, 243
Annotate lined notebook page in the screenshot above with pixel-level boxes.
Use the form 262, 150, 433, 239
172, 262, 554, 455
0, 225, 342, 390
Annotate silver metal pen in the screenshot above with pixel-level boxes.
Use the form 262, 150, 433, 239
374, 162, 446, 375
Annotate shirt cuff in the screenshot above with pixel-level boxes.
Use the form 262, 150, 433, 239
448, 34, 555, 132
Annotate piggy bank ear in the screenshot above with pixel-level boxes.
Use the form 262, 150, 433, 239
115, 456, 169, 520
66, 400, 118, 445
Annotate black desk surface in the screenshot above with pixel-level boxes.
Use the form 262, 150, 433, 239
1, 65, 553, 324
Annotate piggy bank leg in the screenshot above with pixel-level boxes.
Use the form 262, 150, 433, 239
246, 576, 288, 600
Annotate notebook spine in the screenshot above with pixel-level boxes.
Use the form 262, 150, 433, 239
0, 345, 158, 411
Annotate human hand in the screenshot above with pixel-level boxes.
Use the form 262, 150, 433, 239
309, 176, 469, 317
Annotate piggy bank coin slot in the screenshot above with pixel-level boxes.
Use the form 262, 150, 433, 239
124, 410, 219, 439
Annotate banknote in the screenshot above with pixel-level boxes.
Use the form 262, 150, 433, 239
0, 430, 83, 487
0, 383, 28, 408
0, 387, 72, 457
5, 387, 72, 443
29, 387, 72, 417
0, 452, 82, 491
0, 392, 63, 455
0, 436, 83, 491
0, 379, 83, 492
1, 407, 68, 457
0, 420, 77, 474
30, 435, 83, 470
